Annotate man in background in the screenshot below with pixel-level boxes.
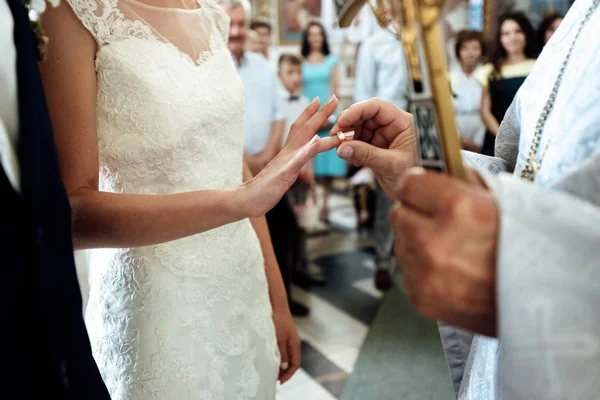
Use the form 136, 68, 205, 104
249, 17, 272, 60
353, 26, 408, 291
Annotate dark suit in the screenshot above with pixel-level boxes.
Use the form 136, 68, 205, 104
1, 0, 110, 397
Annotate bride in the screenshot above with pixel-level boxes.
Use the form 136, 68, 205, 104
39, 0, 340, 398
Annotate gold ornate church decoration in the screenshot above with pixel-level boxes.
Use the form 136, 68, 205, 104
336, 0, 466, 180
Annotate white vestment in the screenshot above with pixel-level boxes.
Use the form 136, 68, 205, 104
454, 0, 600, 398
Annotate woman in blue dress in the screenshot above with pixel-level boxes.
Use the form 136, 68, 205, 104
301, 21, 344, 223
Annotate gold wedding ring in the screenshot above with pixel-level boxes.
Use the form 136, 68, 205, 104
336, 130, 355, 141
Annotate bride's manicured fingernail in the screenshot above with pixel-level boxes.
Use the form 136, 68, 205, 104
311, 96, 320, 104
324, 94, 337, 106
310, 134, 319, 144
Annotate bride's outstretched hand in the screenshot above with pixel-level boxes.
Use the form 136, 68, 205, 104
241, 95, 341, 217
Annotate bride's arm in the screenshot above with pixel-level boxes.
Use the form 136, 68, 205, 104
242, 163, 288, 311
243, 162, 301, 382
39, 2, 337, 250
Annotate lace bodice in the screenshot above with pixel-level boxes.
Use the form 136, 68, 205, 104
66, 1, 280, 399
70, 0, 244, 194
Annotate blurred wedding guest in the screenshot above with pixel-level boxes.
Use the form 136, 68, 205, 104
451, 30, 487, 153
1, 0, 110, 397
285, 0, 314, 33
229, 4, 284, 174
277, 53, 318, 302
476, 12, 536, 156
538, 12, 563, 51
531, 0, 570, 25
226, 1, 309, 317
250, 17, 272, 59
353, 25, 408, 290
301, 21, 343, 224
279, 54, 313, 212
246, 29, 261, 53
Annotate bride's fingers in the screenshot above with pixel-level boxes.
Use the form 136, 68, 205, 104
317, 135, 342, 153
284, 96, 321, 146
283, 135, 321, 177
278, 341, 290, 381
284, 340, 301, 382
281, 135, 341, 178
288, 95, 339, 149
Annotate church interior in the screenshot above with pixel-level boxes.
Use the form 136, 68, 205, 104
6, 0, 595, 398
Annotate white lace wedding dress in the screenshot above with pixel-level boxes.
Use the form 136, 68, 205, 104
65, 0, 280, 398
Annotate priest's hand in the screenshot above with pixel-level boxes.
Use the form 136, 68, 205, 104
391, 167, 499, 337
330, 98, 417, 200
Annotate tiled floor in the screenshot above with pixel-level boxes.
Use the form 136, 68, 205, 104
277, 185, 384, 399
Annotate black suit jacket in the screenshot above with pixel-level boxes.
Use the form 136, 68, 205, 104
1, 1, 110, 398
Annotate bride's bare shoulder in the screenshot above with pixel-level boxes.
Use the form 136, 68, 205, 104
40, 0, 97, 57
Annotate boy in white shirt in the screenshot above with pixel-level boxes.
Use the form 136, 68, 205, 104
278, 53, 314, 212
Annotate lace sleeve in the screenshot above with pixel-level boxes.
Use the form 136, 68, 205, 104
461, 151, 511, 174
203, 0, 230, 45
65, 0, 104, 46
66, 0, 154, 47
460, 93, 522, 175
494, 99, 521, 169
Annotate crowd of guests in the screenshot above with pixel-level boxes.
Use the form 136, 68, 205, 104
230, 6, 568, 315
452, 11, 565, 155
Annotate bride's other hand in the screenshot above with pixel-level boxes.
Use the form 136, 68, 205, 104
241, 95, 340, 217
273, 309, 301, 384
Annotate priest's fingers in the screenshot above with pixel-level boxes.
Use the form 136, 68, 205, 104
288, 95, 339, 149
284, 96, 320, 146
393, 167, 459, 215
330, 98, 412, 144
390, 202, 442, 312
396, 167, 493, 218
389, 201, 436, 270
315, 135, 341, 153
335, 140, 400, 171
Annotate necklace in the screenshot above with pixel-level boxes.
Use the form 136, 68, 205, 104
521, 0, 600, 181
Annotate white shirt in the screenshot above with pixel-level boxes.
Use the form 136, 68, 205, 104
450, 66, 486, 147
278, 88, 310, 146
353, 28, 408, 110
235, 51, 284, 156
0, 0, 20, 192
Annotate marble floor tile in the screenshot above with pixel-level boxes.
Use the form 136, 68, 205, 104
277, 369, 337, 400
352, 277, 384, 299
324, 347, 362, 374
